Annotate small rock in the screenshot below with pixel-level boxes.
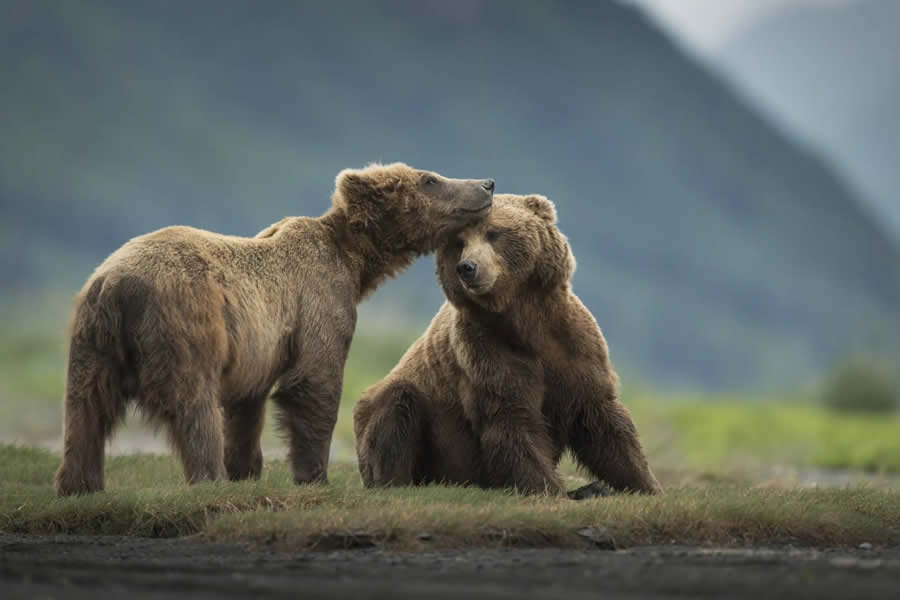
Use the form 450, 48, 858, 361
576, 527, 616, 551
416, 532, 433, 542
858, 542, 873, 550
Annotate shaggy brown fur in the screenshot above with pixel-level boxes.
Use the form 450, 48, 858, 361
354, 194, 661, 496
55, 163, 495, 497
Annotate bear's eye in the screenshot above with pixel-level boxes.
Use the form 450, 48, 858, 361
486, 230, 501, 243
453, 238, 465, 250
423, 176, 439, 187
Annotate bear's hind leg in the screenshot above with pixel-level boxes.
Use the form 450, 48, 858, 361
224, 393, 267, 480
355, 383, 428, 488
55, 349, 126, 497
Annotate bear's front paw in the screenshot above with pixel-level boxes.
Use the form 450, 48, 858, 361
567, 480, 616, 500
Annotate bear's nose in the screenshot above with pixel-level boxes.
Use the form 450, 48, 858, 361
457, 259, 478, 283
481, 179, 495, 193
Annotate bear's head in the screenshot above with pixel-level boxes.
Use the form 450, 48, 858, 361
436, 194, 575, 312
332, 162, 495, 251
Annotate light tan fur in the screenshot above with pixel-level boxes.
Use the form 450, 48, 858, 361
55, 163, 494, 496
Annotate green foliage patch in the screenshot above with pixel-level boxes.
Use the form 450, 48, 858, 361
821, 355, 899, 415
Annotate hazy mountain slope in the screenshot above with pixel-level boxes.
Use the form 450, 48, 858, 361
2, 0, 898, 388
717, 0, 900, 235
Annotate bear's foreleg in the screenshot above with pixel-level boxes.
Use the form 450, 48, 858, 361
273, 367, 341, 485
223, 393, 267, 480
477, 395, 565, 495
569, 399, 662, 495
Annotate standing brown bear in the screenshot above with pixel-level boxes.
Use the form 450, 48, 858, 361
55, 163, 495, 497
354, 194, 661, 496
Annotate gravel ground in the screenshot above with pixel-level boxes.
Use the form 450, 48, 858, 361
2, 534, 899, 599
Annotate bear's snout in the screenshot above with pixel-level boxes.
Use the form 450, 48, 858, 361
457, 259, 478, 283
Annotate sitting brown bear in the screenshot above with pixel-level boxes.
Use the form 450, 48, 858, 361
55, 163, 495, 496
354, 194, 661, 496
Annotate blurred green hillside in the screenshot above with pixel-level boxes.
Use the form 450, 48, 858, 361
2, 0, 899, 388
718, 0, 900, 237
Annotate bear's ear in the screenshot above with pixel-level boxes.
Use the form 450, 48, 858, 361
523, 194, 557, 224
531, 230, 575, 290
335, 168, 377, 202
334, 168, 383, 232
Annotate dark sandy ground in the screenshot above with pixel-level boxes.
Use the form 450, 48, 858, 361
2, 534, 898, 599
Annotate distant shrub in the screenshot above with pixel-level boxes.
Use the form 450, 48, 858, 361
822, 356, 899, 414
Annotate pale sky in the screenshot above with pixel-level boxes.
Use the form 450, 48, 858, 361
625, 0, 857, 56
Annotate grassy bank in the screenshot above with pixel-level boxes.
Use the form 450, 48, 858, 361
2, 445, 898, 550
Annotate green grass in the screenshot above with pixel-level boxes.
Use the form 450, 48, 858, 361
1, 445, 898, 550
627, 395, 900, 474
0, 294, 71, 438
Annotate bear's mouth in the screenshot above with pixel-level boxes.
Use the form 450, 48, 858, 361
455, 202, 492, 215
460, 280, 489, 295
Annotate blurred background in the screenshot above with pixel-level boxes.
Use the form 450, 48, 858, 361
1, 0, 898, 480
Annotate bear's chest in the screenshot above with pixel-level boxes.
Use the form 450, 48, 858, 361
458, 383, 483, 432
449, 316, 546, 430
456, 357, 546, 433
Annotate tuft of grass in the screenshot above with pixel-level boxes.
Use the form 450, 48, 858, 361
0, 444, 333, 537
1, 444, 898, 550
206, 484, 900, 550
